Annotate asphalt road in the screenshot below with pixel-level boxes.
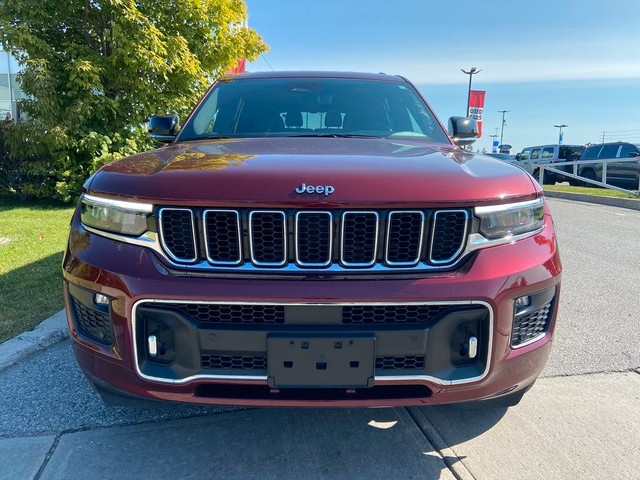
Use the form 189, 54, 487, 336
543, 198, 640, 376
1, 198, 639, 480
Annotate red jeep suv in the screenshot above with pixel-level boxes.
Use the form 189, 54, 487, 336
63, 72, 561, 407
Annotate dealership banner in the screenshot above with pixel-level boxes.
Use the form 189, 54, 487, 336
468, 90, 485, 138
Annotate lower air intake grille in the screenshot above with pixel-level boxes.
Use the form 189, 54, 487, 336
376, 356, 425, 370
343, 305, 455, 324
71, 298, 114, 346
156, 303, 286, 324
201, 355, 267, 370
511, 301, 552, 347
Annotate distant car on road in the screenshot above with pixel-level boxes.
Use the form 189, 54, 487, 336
515, 144, 585, 184
578, 142, 640, 189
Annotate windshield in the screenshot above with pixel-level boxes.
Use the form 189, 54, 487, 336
177, 77, 450, 143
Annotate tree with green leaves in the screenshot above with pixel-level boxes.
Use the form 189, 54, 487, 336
0, 0, 268, 200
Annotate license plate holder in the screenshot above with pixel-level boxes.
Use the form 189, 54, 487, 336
267, 334, 375, 388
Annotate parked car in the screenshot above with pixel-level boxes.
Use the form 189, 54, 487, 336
515, 144, 584, 184
63, 71, 561, 408
578, 142, 640, 189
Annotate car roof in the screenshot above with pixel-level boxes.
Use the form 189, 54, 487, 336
221, 71, 407, 83
586, 142, 639, 148
521, 144, 583, 150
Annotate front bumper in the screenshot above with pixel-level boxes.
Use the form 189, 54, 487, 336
63, 210, 561, 407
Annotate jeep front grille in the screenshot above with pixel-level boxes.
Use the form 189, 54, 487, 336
157, 207, 470, 272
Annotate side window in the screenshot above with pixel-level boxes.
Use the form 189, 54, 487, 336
530, 149, 541, 160
520, 150, 531, 161
599, 144, 619, 159
618, 144, 638, 158
582, 147, 600, 160
541, 147, 554, 159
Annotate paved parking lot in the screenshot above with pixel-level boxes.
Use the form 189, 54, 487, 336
1, 198, 639, 479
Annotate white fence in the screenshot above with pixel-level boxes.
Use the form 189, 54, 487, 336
530, 157, 640, 196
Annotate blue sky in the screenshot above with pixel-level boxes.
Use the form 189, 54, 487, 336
245, 0, 640, 152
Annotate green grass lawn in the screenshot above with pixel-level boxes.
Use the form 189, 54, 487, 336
0, 197, 75, 343
544, 184, 639, 199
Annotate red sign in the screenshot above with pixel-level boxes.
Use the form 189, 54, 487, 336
468, 90, 486, 138
227, 58, 246, 74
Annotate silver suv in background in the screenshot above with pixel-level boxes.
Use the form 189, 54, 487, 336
578, 142, 640, 189
515, 144, 585, 184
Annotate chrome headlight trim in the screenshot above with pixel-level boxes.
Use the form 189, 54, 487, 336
474, 197, 545, 240
81, 194, 154, 213
80, 194, 153, 236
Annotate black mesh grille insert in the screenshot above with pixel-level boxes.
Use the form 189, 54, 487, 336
376, 356, 425, 370
201, 354, 267, 370
250, 211, 286, 265
386, 212, 424, 264
430, 210, 467, 262
204, 210, 241, 264
154, 303, 285, 324
342, 212, 378, 265
512, 301, 552, 347
160, 209, 196, 261
71, 297, 114, 346
296, 212, 332, 265
343, 305, 454, 324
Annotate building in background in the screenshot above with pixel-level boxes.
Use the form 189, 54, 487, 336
0, 46, 24, 120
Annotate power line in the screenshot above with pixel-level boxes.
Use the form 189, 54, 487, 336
261, 53, 275, 72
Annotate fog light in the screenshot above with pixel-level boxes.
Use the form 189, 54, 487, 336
515, 295, 531, 308
94, 293, 110, 305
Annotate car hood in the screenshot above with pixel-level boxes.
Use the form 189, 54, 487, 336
88, 137, 539, 207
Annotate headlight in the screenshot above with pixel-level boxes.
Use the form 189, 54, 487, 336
80, 194, 153, 236
475, 198, 544, 240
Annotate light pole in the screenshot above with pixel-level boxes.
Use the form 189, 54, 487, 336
461, 67, 481, 116
498, 110, 509, 147
554, 124, 568, 145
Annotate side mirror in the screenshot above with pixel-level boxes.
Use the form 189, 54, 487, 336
149, 114, 180, 143
448, 117, 478, 146
515, 153, 522, 160
627, 151, 640, 158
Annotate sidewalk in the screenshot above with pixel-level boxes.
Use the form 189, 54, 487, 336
3, 370, 638, 480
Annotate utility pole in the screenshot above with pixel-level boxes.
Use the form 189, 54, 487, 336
461, 67, 481, 116
601, 131, 606, 143
498, 110, 509, 147
554, 124, 568, 145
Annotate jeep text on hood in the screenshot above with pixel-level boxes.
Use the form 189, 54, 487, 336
64, 72, 561, 408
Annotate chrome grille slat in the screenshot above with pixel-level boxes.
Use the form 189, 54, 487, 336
156, 208, 469, 271
385, 211, 425, 266
429, 210, 469, 264
295, 211, 333, 267
249, 210, 287, 267
340, 211, 379, 267
203, 209, 242, 265
158, 208, 198, 263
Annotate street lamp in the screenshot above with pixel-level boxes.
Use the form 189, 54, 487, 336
554, 124, 568, 145
461, 67, 481, 116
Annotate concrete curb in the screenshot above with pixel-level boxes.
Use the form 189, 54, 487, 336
544, 189, 640, 211
0, 309, 68, 372
407, 407, 476, 480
